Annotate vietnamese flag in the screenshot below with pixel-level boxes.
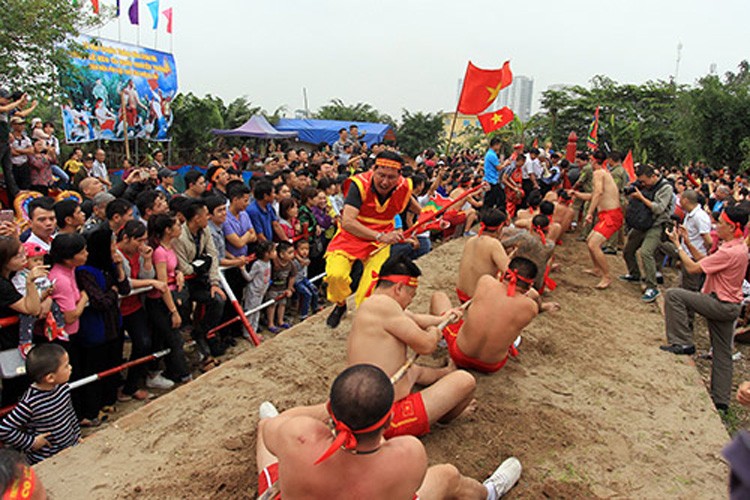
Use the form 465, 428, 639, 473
91, 0, 99, 13
623, 150, 636, 182
477, 107, 514, 134
457, 61, 513, 115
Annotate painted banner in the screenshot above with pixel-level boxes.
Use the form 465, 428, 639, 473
60, 37, 177, 144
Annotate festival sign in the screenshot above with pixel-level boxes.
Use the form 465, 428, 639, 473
60, 37, 177, 144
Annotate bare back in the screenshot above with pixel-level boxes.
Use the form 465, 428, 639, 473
348, 294, 430, 400
457, 275, 538, 363
456, 235, 509, 297
271, 417, 426, 499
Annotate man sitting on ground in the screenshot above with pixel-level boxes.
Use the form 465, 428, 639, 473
514, 201, 563, 244
455, 209, 510, 303
256, 364, 521, 499
433, 257, 540, 373
348, 254, 476, 439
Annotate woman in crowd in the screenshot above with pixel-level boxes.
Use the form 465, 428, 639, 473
75, 228, 130, 425
146, 214, 191, 384
116, 221, 173, 395
0, 237, 47, 406
48, 233, 90, 421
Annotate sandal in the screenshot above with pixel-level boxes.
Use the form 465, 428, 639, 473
79, 418, 102, 428
268, 326, 281, 334
200, 357, 220, 373
279, 323, 291, 329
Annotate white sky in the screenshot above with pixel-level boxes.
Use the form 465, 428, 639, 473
93, 0, 750, 121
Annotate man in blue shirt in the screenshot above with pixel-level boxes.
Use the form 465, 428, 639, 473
483, 138, 505, 211
247, 180, 285, 242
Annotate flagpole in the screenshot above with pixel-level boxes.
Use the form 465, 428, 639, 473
118, 2, 122, 42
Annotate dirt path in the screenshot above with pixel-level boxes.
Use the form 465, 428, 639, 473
36, 238, 730, 498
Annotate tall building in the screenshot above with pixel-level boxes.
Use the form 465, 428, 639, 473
494, 76, 534, 122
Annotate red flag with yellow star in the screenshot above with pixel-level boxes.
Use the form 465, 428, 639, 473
457, 61, 513, 115
477, 107, 514, 134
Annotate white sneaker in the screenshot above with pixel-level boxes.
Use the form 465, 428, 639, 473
146, 373, 175, 390
259, 401, 279, 419
484, 457, 522, 497
513, 336, 522, 349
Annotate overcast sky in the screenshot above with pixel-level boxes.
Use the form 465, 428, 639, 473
94, 0, 750, 121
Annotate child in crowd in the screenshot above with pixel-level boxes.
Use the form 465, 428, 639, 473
11, 243, 66, 355
277, 198, 301, 242
242, 240, 275, 334
293, 239, 320, 320
0, 344, 80, 465
264, 241, 295, 334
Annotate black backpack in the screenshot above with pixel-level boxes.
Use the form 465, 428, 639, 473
625, 178, 668, 230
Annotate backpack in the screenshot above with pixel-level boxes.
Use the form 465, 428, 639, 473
625, 178, 669, 231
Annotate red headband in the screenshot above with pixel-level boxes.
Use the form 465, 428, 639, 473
374, 158, 402, 170
478, 223, 500, 236
532, 224, 548, 245
364, 271, 419, 298
314, 401, 393, 465
721, 211, 744, 239
211, 167, 226, 183
3, 466, 37, 500
502, 269, 535, 297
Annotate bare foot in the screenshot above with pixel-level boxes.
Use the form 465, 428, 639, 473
584, 268, 601, 277
460, 398, 478, 418
541, 301, 561, 313
595, 277, 612, 289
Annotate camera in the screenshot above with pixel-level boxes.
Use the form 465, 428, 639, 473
623, 181, 643, 196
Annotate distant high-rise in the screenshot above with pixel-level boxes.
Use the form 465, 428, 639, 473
495, 76, 534, 122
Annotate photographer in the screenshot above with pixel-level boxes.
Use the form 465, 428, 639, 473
172, 198, 227, 359
620, 164, 675, 303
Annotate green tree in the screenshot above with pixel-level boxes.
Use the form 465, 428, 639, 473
170, 93, 225, 162
0, 0, 102, 96
397, 110, 445, 157
316, 99, 394, 126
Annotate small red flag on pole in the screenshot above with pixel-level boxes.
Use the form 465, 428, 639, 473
162, 7, 173, 33
623, 150, 636, 182
91, 0, 99, 13
477, 107, 514, 134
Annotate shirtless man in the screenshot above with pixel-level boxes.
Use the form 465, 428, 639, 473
501, 224, 555, 294
449, 175, 483, 236
545, 189, 576, 234
432, 257, 540, 373
256, 364, 521, 499
348, 254, 476, 439
574, 150, 624, 289
514, 189, 542, 222
515, 201, 563, 244
456, 209, 509, 302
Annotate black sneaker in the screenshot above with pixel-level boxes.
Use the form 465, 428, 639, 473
602, 248, 618, 255
326, 304, 347, 329
208, 337, 227, 357
659, 344, 696, 355
656, 273, 664, 285
618, 274, 641, 282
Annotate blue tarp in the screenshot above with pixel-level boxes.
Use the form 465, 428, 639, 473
275, 119, 395, 146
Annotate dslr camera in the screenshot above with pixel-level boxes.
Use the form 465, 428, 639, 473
623, 181, 643, 196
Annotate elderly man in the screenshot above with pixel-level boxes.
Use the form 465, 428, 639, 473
91, 148, 111, 188
325, 151, 419, 328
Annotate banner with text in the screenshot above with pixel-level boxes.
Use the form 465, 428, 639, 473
60, 37, 178, 144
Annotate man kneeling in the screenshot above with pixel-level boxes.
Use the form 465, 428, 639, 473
432, 257, 540, 373
256, 364, 521, 499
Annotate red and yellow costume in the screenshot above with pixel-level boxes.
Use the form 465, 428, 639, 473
383, 392, 430, 438
325, 168, 413, 306
504, 166, 524, 218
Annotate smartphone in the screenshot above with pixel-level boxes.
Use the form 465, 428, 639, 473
0, 210, 14, 224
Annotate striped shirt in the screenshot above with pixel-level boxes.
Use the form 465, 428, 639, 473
0, 383, 80, 464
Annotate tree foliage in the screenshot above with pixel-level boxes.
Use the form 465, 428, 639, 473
315, 99, 394, 127
0, 0, 101, 96
396, 110, 445, 157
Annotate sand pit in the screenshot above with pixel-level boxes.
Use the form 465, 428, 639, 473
36, 238, 730, 498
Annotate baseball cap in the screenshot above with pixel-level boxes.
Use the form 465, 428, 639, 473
10, 116, 25, 125
22, 242, 47, 258
158, 167, 177, 179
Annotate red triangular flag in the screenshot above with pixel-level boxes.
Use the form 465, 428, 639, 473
477, 107, 514, 134
532, 137, 539, 148
162, 7, 173, 33
91, 0, 99, 13
457, 61, 513, 115
623, 150, 636, 182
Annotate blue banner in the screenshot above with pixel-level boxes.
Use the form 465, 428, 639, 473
60, 37, 178, 144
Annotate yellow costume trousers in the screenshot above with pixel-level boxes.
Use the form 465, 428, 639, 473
325, 247, 391, 307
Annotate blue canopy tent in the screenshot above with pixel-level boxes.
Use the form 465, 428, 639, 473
275, 119, 395, 145
212, 115, 298, 139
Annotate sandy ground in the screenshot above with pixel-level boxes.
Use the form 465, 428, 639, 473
36, 238, 731, 499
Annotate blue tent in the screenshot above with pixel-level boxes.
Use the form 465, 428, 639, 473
275, 119, 395, 145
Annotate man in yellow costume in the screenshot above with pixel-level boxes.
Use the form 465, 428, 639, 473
325, 150, 419, 328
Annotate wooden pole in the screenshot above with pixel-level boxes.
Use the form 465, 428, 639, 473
444, 111, 459, 159
121, 91, 130, 161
